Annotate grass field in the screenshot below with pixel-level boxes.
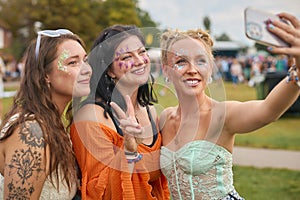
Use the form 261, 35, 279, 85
234, 166, 300, 199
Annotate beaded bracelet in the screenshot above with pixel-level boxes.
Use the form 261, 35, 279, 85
124, 151, 138, 156
287, 65, 300, 88
126, 153, 143, 164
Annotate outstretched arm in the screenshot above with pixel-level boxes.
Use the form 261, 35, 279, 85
226, 12, 300, 134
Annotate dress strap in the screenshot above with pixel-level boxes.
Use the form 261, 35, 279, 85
145, 105, 158, 147
94, 101, 124, 136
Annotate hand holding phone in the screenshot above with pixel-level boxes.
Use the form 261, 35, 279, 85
244, 7, 290, 47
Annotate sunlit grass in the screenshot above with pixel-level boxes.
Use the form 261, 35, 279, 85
234, 166, 300, 199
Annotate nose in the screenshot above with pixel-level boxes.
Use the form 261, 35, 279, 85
186, 61, 199, 73
81, 61, 92, 76
132, 54, 149, 67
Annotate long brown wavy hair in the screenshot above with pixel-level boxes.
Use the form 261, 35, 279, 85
0, 33, 85, 190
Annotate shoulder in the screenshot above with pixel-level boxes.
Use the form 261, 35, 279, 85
74, 103, 107, 122
71, 104, 117, 136
3, 118, 45, 149
159, 106, 177, 130
2, 119, 48, 199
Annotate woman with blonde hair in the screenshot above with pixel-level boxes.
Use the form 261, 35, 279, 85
156, 12, 300, 199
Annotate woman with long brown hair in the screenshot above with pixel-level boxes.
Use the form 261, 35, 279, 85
0, 29, 92, 199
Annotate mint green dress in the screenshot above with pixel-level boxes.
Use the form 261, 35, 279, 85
160, 140, 244, 200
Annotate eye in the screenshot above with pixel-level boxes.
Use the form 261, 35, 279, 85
139, 49, 147, 55
195, 59, 208, 67
83, 57, 89, 63
68, 60, 78, 65
120, 54, 132, 61
173, 58, 188, 70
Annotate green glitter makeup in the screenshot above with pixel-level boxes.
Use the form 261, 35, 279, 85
58, 50, 69, 72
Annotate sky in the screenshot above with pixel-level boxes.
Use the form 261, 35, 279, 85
139, 0, 300, 46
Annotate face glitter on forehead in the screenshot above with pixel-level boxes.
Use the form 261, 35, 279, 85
175, 48, 188, 57
58, 49, 69, 72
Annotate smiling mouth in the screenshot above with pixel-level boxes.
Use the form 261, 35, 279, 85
78, 78, 90, 84
183, 79, 201, 86
132, 67, 146, 75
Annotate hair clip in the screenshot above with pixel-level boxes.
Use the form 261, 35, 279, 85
197, 32, 203, 38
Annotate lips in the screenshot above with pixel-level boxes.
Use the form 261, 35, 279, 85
78, 78, 90, 84
132, 67, 146, 75
183, 78, 201, 87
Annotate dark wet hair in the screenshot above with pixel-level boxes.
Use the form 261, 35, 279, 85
87, 24, 157, 117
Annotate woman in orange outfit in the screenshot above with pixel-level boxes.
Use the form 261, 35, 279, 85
70, 25, 170, 200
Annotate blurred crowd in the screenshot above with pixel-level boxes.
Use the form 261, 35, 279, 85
214, 54, 290, 87
0, 56, 24, 82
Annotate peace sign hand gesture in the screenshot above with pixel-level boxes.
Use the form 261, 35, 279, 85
110, 95, 144, 152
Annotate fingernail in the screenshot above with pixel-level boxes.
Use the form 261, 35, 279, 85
265, 18, 273, 24
268, 24, 275, 30
267, 46, 273, 51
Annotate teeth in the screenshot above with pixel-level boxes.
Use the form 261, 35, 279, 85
185, 80, 199, 85
133, 68, 145, 74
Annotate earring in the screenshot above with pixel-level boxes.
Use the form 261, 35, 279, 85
207, 76, 213, 84
47, 81, 51, 88
164, 77, 170, 83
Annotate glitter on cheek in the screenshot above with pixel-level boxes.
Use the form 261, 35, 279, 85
143, 56, 149, 64
118, 61, 124, 69
129, 61, 134, 69
58, 50, 69, 72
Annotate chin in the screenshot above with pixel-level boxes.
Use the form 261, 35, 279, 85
73, 88, 90, 98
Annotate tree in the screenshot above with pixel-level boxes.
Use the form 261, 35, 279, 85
203, 16, 211, 32
103, 0, 141, 27
0, 0, 158, 60
215, 33, 231, 41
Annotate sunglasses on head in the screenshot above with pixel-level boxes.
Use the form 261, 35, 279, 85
35, 29, 73, 60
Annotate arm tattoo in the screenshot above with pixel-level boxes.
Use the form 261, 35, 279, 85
8, 148, 43, 184
5, 120, 45, 199
7, 180, 34, 200
19, 120, 45, 148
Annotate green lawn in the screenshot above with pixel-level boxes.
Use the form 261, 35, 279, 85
234, 166, 300, 199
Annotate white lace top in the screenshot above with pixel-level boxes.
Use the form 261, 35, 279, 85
160, 140, 235, 200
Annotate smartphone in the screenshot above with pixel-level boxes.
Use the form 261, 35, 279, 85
244, 7, 289, 47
